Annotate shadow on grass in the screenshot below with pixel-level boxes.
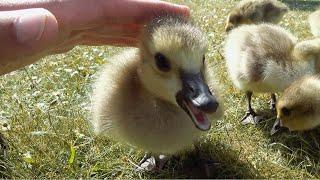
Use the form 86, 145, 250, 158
144, 141, 261, 179
0, 133, 9, 179
256, 109, 320, 176
282, 0, 320, 11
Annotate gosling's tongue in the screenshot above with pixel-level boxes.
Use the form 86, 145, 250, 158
184, 101, 211, 131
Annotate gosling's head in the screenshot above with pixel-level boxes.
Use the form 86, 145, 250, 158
293, 38, 320, 60
274, 76, 320, 132
137, 16, 219, 131
225, 0, 288, 32
225, 9, 253, 32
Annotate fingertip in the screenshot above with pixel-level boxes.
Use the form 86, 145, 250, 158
177, 5, 190, 18
140, 1, 190, 21
159, 2, 190, 18
13, 8, 59, 47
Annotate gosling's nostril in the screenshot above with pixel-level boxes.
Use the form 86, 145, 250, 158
192, 94, 219, 113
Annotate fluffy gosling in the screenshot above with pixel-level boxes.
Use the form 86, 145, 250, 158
273, 75, 320, 132
91, 16, 222, 170
225, 24, 318, 125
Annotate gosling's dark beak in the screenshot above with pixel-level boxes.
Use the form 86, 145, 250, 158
176, 72, 219, 131
270, 118, 288, 135
181, 72, 219, 113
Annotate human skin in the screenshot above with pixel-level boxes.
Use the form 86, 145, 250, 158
0, 0, 189, 74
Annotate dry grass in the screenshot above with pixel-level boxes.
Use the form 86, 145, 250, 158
0, 0, 320, 178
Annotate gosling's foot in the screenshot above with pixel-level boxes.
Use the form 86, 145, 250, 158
136, 155, 156, 172
241, 110, 264, 125
136, 154, 168, 172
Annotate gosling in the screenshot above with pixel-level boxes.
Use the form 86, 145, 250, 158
91, 16, 222, 170
272, 75, 320, 132
225, 24, 318, 125
225, 0, 288, 32
309, 9, 320, 37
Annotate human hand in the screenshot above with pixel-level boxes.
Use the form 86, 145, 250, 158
0, 0, 189, 74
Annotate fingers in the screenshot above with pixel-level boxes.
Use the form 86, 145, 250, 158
0, 8, 59, 74
0, 0, 190, 48
101, 0, 190, 25
0, 0, 190, 28
0, 0, 190, 74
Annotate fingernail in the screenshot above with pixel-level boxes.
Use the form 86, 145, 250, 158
13, 10, 47, 45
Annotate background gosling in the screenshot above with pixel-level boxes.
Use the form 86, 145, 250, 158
224, 24, 317, 125
225, 0, 288, 32
309, 9, 320, 37
91, 16, 222, 170
273, 75, 320, 132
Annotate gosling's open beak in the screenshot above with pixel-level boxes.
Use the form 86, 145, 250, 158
270, 118, 288, 135
176, 72, 219, 131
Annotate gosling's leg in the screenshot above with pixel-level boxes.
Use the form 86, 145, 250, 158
269, 93, 277, 111
136, 153, 168, 172
241, 91, 263, 125
136, 152, 154, 171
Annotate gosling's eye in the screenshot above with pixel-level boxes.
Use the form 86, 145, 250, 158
281, 107, 291, 116
203, 55, 205, 64
230, 15, 241, 23
155, 53, 171, 72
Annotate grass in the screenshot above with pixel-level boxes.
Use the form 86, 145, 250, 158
1, 0, 320, 178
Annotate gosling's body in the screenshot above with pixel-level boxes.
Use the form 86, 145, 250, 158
225, 24, 315, 94
309, 9, 320, 37
225, 24, 317, 123
276, 75, 320, 131
92, 17, 222, 155
225, 0, 288, 31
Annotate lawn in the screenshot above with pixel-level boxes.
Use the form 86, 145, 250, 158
1, 0, 320, 178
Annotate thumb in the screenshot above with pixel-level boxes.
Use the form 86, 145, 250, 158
0, 8, 59, 74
